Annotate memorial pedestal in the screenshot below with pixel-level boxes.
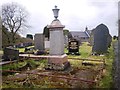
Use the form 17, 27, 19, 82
45, 54, 70, 70
46, 6, 70, 70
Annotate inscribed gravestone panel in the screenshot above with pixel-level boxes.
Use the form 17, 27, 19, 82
68, 39, 79, 54
92, 24, 109, 54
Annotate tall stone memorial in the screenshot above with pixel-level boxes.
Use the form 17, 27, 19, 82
47, 6, 70, 70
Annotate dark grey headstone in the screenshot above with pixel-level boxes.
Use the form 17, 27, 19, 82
3, 47, 19, 60
92, 24, 111, 54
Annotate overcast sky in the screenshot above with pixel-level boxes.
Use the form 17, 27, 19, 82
0, 0, 119, 37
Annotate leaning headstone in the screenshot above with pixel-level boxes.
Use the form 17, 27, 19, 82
68, 39, 79, 55
92, 24, 110, 54
34, 34, 45, 50
3, 47, 19, 61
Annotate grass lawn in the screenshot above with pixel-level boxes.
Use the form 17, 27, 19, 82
17, 48, 25, 52
67, 42, 106, 60
16, 46, 34, 53
1, 59, 47, 71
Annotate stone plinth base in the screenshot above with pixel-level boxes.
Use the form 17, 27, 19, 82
45, 54, 70, 70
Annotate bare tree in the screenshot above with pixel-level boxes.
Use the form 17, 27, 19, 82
2, 2, 29, 45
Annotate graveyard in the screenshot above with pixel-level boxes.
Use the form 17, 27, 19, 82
0, 4, 118, 89
1, 41, 114, 88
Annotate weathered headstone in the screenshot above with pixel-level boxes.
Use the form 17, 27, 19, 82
92, 24, 110, 54
34, 34, 45, 50
68, 39, 79, 55
3, 47, 19, 61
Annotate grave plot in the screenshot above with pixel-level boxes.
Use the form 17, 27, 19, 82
2, 58, 105, 88
1, 42, 113, 88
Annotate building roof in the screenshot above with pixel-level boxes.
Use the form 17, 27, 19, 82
70, 31, 90, 38
85, 30, 92, 35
